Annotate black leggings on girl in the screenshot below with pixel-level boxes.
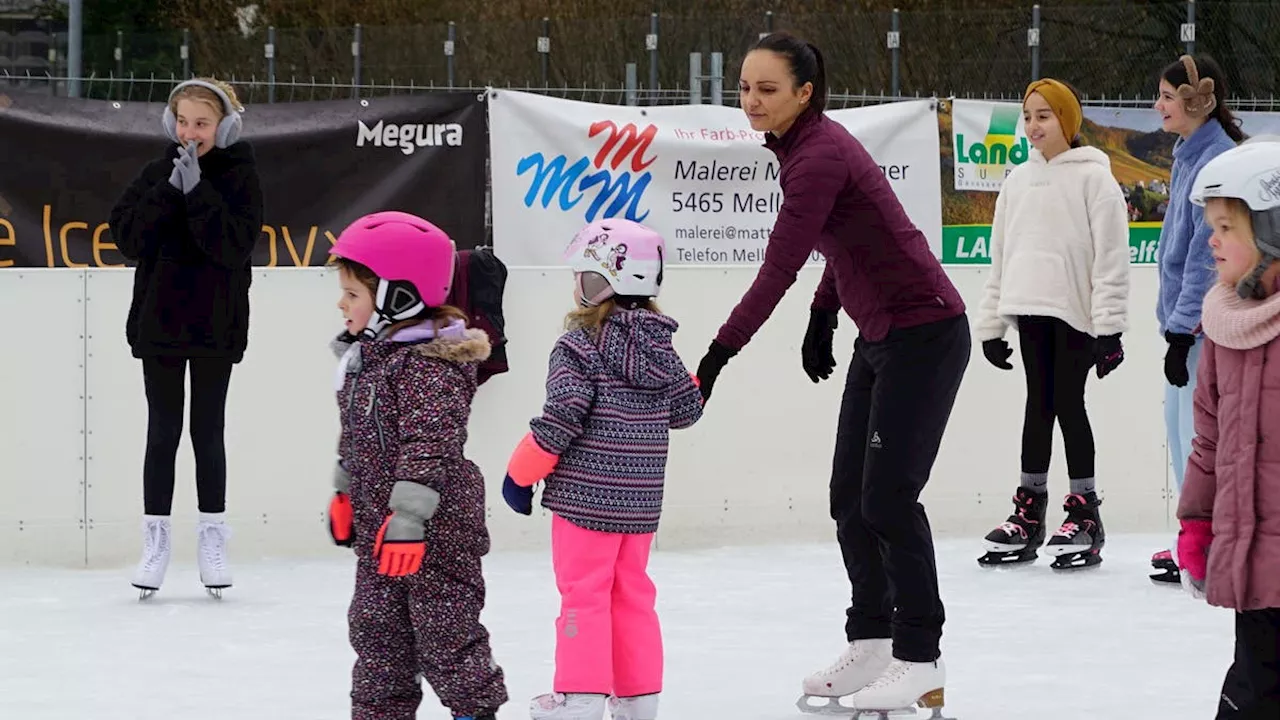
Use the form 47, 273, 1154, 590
1017, 315, 1095, 494
141, 356, 234, 516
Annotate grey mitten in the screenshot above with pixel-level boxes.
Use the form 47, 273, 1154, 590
327, 460, 355, 547
171, 141, 202, 194
383, 481, 440, 543
374, 482, 441, 576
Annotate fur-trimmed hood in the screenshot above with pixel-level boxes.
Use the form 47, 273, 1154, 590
331, 320, 491, 390
409, 327, 492, 364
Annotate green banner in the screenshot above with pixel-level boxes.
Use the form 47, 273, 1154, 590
942, 222, 1162, 266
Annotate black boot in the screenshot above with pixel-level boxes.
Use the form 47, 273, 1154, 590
978, 486, 1050, 566
1045, 491, 1105, 570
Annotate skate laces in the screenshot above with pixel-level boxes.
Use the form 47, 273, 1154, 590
198, 522, 228, 571
861, 659, 910, 690
819, 643, 870, 676
997, 521, 1028, 539
142, 521, 170, 570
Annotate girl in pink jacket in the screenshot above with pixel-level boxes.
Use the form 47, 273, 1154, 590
1177, 139, 1280, 717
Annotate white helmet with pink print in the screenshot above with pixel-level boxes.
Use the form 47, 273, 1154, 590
564, 217, 666, 306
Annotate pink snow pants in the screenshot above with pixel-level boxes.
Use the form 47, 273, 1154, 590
551, 514, 662, 697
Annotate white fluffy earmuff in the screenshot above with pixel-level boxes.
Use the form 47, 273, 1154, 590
161, 79, 244, 148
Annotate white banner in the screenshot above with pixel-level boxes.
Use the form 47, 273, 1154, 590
489, 90, 943, 266
951, 98, 1030, 192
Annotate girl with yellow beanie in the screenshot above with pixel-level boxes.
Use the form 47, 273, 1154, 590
974, 78, 1132, 571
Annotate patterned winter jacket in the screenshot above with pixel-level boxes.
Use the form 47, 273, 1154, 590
530, 309, 704, 534
333, 320, 493, 559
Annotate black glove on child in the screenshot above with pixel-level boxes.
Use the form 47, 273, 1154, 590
1093, 333, 1124, 379
1164, 332, 1196, 387
982, 338, 1014, 370
801, 308, 839, 383
695, 340, 738, 403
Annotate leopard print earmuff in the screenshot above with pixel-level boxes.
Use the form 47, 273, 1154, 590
1176, 54, 1217, 118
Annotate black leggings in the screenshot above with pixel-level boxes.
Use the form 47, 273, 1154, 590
141, 356, 234, 516
1017, 316, 1095, 480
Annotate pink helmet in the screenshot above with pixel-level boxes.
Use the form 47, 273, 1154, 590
331, 211, 456, 338
564, 218, 665, 306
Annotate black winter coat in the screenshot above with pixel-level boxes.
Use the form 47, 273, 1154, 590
109, 142, 263, 363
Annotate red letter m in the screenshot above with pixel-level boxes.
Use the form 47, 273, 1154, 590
588, 121, 658, 172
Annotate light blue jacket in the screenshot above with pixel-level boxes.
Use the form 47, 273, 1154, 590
1156, 119, 1237, 335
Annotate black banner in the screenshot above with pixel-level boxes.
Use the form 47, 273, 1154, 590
0, 89, 488, 267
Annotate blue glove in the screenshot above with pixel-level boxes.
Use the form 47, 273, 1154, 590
502, 474, 534, 515
169, 141, 201, 194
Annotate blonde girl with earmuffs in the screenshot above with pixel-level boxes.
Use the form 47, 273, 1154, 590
108, 77, 264, 600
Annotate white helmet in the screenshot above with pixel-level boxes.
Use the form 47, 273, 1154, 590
1190, 138, 1280, 298
563, 218, 666, 306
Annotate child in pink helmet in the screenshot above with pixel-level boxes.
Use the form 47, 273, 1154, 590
501, 218, 704, 720
325, 210, 508, 720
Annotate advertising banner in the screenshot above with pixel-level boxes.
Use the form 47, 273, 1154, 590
489, 89, 942, 266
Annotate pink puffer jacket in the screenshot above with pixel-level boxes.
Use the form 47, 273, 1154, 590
1177, 282, 1280, 611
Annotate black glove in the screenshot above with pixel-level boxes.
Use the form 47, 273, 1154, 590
982, 338, 1014, 370
695, 340, 738, 403
1164, 332, 1196, 387
1094, 333, 1124, 379
801, 308, 839, 383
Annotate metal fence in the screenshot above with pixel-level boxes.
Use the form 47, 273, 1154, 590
8, 2, 1280, 103
8, 74, 1280, 114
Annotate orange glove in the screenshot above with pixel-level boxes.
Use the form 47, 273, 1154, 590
373, 515, 425, 577
506, 432, 560, 487
328, 492, 354, 546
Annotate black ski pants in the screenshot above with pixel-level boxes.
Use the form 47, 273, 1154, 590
141, 356, 234, 516
830, 313, 969, 663
1218, 608, 1280, 719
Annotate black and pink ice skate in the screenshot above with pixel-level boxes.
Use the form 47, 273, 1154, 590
1150, 549, 1181, 585
977, 487, 1048, 566
1043, 492, 1104, 570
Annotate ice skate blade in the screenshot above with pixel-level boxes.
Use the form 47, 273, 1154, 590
795, 695, 917, 717
205, 586, 227, 600
1049, 551, 1102, 571
1149, 572, 1180, 585
977, 549, 1038, 567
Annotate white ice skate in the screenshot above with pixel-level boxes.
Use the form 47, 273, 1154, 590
608, 693, 658, 720
197, 513, 232, 598
131, 515, 172, 600
797, 639, 912, 716
843, 657, 954, 720
530, 692, 607, 720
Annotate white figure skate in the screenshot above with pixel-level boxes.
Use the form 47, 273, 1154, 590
131, 515, 172, 600
842, 657, 955, 720
608, 693, 658, 720
530, 692, 607, 720
797, 639, 916, 716
197, 513, 233, 599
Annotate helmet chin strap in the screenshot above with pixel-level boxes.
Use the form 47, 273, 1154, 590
361, 278, 426, 339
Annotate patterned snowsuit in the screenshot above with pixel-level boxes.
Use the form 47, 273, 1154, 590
334, 323, 508, 719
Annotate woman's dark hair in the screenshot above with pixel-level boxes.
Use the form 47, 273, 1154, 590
1161, 54, 1246, 142
750, 31, 828, 114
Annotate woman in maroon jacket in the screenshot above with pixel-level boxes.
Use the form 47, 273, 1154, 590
695, 32, 969, 715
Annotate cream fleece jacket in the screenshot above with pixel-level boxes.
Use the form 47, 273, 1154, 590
976, 145, 1131, 341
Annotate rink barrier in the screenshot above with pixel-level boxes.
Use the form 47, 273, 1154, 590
0, 265, 1175, 568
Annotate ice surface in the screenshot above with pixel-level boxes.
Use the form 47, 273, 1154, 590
0, 533, 1231, 720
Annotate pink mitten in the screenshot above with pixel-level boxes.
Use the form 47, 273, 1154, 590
1176, 519, 1213, 584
